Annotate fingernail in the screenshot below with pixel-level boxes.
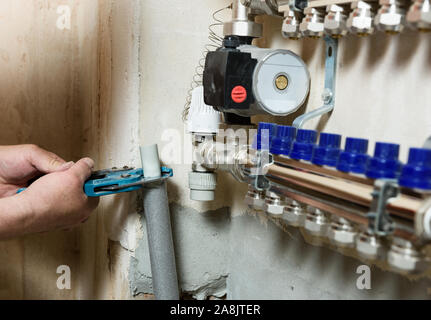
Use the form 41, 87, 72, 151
59, 161, 75, 171
52, 159, 65, 168
83, 158, 95, 169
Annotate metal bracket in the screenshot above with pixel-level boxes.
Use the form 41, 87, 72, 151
293, 36, 338, 128
367, 179, 399, 237
250, 150, 273, 191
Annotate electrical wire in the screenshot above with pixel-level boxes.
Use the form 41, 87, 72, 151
182, 4, 232, 122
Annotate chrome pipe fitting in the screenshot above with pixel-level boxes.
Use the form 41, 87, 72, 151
387, 237, 429, 274
303, 206, 329, 237
328, 217, 357, 248
300, 7, 325, 38
324, 4, 348, 38
347, 1, 376, 36
374, 0, 407, 34
282, 8, 303, 39
264, 191, 288, 217
245, 185, 266, 211
356, 231, 385, 260
406, 0, 431, 31
282, 200, 306, 226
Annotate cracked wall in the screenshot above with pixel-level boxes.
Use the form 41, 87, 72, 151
130, 204, 231, 300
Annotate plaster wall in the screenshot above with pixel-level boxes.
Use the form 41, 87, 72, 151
0, 0, 100, 299
0, 0, 142, 300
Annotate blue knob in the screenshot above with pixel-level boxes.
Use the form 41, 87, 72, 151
312, 132, 342, 167
253, 122, 277, 150
289, 129, 318, 161
270, 125, 297, 156
336, 137, 370, 174
399, 148, 431, 190
365, 142, 402, 179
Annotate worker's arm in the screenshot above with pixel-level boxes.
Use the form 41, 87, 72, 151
0, 145, 99, 239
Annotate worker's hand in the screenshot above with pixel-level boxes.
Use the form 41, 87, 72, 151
0, 144, 72, 198
17, 158, 99, 233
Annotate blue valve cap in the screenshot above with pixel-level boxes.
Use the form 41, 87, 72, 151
312, 132, 342, 167
253, 122, 276, 150
399, 148, 431, 190
289, 129, 318, 161
270, 125, 297, 156
365, 142, 402, 179
336, 137, 370, 174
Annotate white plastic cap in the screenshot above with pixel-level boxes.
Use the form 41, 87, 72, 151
187, 86, 220, 134
189, 171, 217, 201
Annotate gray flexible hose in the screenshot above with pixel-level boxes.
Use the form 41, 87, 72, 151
140, 144, 179, 300
142, 183, 179, 300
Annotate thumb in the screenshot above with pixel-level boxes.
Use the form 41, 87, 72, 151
67, 158, 95, 184
27, 145, 67, 173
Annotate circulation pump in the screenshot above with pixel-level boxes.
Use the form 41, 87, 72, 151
203, 38, 310, 118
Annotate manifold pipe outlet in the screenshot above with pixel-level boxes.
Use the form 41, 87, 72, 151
140, 144, 179, 300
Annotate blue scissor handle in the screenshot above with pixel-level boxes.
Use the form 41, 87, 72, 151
17, 167, 173, 198
84, 168, 144, 197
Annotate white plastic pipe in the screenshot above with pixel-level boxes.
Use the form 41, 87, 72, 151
140, 144, 162, 178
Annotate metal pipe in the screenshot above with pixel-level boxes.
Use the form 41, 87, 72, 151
241, 0, 283, 15
140, 145, 179, 300
266, 163, 423, 218
224, 0, 263, 37
274, 155, 375, 185
235, 0, 251, 21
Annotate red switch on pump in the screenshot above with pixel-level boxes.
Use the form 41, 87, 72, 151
231, 86, 247, 103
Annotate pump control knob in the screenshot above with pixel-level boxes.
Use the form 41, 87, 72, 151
187, 86, 221, 135
189, 171, 217, 201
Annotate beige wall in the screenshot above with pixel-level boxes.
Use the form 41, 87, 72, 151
0, 0, 100, 299
0, 0, 141, 300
